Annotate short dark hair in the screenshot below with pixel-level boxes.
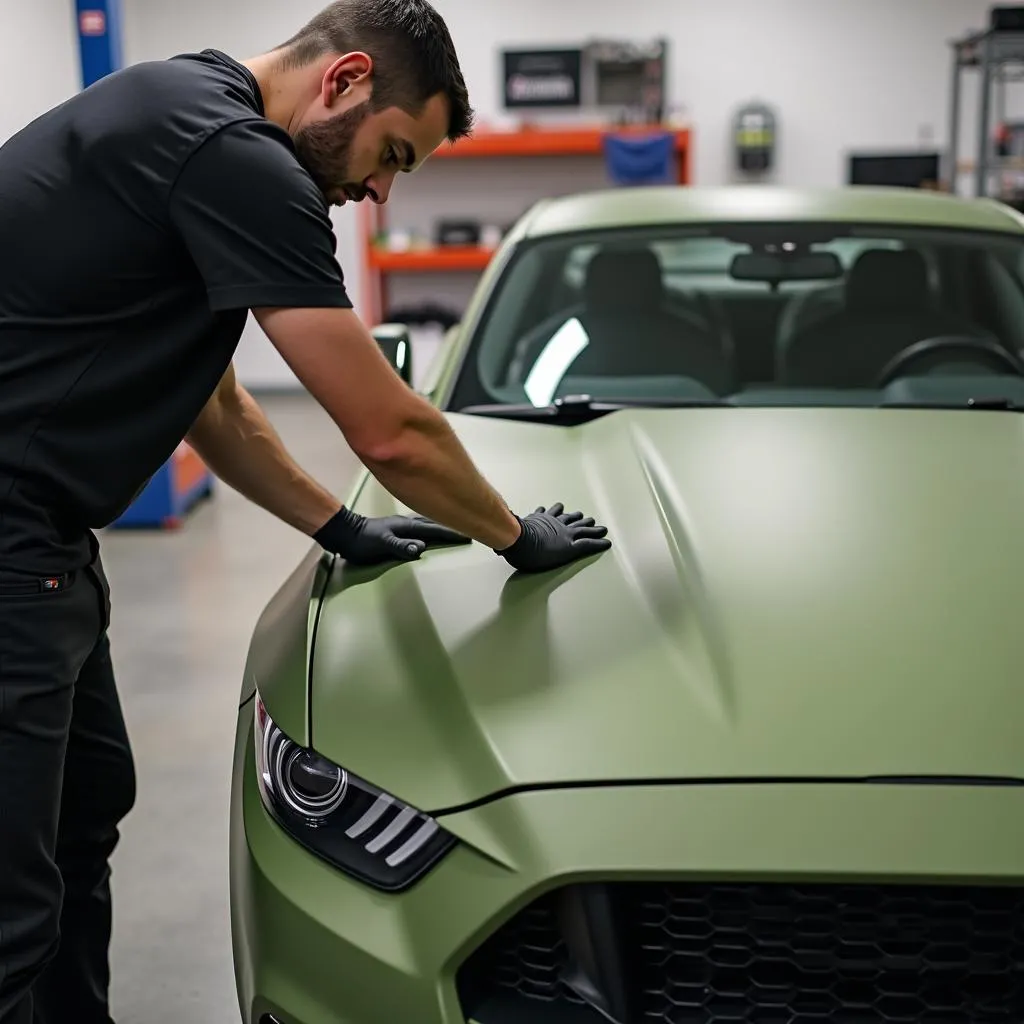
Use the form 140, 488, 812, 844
277, 0, 474, 142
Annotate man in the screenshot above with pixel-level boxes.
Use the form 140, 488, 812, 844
0, 1, 611, 1020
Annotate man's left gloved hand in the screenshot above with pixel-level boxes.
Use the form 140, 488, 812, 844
314, 506, 471, 566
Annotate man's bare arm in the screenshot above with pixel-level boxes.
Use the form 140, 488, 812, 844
185, 361, 342, 535
253, 305, 522, 551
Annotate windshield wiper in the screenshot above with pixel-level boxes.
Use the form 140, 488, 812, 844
882, 397, 1020, 410
456, 393, 727, 424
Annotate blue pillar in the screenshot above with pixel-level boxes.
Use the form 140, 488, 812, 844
75, 0, 123, 87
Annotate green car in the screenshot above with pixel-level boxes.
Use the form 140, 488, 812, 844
229, 185, 1024, 1024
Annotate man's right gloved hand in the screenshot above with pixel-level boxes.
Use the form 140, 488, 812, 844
496, 502, 611, 573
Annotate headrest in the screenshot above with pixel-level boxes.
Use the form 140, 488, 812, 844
584, 247, 665, 312
845, 249, 929, 312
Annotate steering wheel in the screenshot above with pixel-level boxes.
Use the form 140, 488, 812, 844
874, 335, 1024, 387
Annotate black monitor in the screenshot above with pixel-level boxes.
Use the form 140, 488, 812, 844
847, 152, 942, 189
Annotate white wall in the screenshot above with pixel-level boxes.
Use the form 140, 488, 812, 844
121, 0, 999, 388
0, 0, 81, 144
432, 0, 993, 186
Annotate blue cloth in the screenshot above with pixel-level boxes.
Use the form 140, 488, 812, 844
602, 131, 675, 186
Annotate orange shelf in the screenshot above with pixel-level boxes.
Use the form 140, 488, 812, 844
359, 124, 692, 322
367, 245, 497, 272
432, 125, 690, 159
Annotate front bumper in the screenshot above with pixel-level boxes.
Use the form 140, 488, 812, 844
229, 699, 1024, 1024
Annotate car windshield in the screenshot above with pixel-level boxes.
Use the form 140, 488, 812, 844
446, 220, 1024, 412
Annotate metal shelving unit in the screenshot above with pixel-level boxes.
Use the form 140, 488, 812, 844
948, 25, 1024, 201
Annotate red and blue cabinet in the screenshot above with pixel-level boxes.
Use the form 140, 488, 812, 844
112, 442, 214, 529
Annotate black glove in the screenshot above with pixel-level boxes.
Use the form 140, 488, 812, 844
314, 506, 471, 566
496, 502, 611, 573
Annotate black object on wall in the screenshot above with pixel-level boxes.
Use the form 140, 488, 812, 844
848, 152, 942, 189
990, 5, 1024, 32
502, 48, 582, 108
734, 103, 777, 174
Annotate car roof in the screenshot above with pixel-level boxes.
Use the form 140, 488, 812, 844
517, 185, 1024, 239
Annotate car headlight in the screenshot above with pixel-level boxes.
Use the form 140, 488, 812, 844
253, 693, 456, 892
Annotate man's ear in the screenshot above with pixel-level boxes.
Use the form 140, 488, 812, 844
322, 51, 374, 107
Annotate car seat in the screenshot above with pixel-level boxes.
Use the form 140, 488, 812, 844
780, 249, 991, 388
562, 246, 735, 393
774, 281, 844, 376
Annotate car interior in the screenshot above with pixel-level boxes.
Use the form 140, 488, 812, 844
460, 221, 1024, 411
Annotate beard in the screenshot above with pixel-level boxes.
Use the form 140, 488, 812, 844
292, 101, 371, 202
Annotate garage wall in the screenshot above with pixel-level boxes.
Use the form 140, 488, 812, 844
121, 0, 1001, 389
0, 0, 81, 145
432, 0, 992, 186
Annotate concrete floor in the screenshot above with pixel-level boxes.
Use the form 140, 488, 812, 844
100, 393, 362, 1023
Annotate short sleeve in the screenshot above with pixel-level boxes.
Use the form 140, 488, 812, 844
168, 119, 353, 313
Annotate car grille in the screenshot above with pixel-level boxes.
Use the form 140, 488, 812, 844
457, 881, 1024, 1023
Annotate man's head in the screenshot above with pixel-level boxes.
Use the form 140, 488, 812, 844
265, 0, 473, 206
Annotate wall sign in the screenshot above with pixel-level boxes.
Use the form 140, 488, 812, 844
79, 10, 106, 35
502, 49, 582, 109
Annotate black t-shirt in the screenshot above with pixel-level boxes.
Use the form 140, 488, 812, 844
0, 49, 351, 571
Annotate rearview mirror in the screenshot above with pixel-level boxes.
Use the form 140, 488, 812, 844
730, 251, 843, 282
371, 323, 413, 386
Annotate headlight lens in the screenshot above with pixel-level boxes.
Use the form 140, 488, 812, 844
254, 693, 456, 892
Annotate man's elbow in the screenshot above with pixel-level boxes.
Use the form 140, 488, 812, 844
348, 405, 443, 469
350, 428, 422, 469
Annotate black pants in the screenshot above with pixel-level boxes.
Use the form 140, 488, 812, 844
0, 547, 136, 1023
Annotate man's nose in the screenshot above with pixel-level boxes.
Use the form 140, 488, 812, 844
365, 171, 395, 205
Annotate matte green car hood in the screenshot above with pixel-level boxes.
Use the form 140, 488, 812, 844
309, 406, 1024, 814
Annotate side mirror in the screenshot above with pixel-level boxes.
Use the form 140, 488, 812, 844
371, 323, 414, 386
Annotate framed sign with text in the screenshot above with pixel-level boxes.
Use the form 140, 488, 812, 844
502, 48, 582, 109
